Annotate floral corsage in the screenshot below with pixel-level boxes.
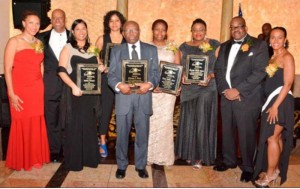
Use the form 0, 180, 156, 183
240, 39, 253, 52
265, 61, 279, 77
31, 41, 44, 53
199, 42, 213, 53
165, 40, 179, 54
87, 45, 100, 57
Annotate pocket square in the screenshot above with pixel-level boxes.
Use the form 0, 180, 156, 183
248, 52, 253, 56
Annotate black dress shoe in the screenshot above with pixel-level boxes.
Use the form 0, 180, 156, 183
116, 169, 126, 179
135, 168, 149, 178
240, 171, 253, 183
213, 163, 237, 172
50, 153, 59, 163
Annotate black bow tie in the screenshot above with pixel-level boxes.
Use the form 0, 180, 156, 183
232, 40, 243, 45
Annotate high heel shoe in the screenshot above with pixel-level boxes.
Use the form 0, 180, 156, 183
99, 143, 108, 158
254, 172, 280, 187
258, 169, 280, 180
192, 160, 202, 170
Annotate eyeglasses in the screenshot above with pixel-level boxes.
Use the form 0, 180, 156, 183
229, 25, 245, 30
124, 29, 139, 34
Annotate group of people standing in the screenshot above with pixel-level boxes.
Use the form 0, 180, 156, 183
3, 7, 295, 188
213, 17, 295, 187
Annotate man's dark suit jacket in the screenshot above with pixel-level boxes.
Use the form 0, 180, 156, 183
37, 29, 70, 99
37, 29, 70, 98
215, 34, 269, 103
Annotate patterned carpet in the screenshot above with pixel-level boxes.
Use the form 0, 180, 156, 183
294, 110, 300, 138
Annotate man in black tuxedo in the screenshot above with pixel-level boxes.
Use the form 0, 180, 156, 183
108, 21, 160, 179
37, 9, 69, 162
214, 16, 269, 182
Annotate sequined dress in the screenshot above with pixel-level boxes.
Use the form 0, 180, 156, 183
147, 43, 176, 166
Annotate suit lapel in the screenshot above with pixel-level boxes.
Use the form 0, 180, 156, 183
66, 30, 70, 39
231, 45, 242, 68
47, 48, 57, 61
121, 44, 130, 60
231, 35, 251, 69
44, 31, 51, 44
44, 30, 57, 61
121, 42, 146, 61
46, 29, 70, 61
225, 42, 232, 68
140, 42, 146, 60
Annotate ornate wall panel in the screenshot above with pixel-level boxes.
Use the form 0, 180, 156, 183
9, 0, 300, 74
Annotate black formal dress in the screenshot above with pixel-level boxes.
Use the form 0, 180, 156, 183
253, 68, 294, 184
59, 43, 100, 171
175, 39, 220, 165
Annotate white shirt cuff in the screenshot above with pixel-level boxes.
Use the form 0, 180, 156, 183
115, 82, 121, 92
148, 82, 154, 90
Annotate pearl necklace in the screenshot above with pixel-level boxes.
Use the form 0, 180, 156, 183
21, 36, 36, 44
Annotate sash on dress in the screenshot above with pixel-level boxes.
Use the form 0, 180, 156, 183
262, 86, 293, 112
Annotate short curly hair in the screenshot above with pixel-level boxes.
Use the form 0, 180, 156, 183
103, 10, 126, 35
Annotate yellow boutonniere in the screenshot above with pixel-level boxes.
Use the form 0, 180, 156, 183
199, 42, 213, 53
240, 39, 253, 52
31, 41, 44, 53
165, 40, 179, 55
87, 45, 100, 57
265, 61, 279, 77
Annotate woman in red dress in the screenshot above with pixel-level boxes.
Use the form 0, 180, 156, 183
4, 10, 50, 171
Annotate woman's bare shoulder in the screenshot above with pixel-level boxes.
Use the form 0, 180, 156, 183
282, 51, 294, 65
7, 35, 21, 44
95, 35, 104, 47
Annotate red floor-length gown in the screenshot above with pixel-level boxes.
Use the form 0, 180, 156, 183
5, 49, 50, 171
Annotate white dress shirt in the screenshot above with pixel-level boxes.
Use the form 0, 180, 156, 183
115, 41, 141, 91
226, 43, 241, 88
128, 41, 141, 59
49, 29, 67, 60
225, 35, 247, 88
115, 41, 153, 91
